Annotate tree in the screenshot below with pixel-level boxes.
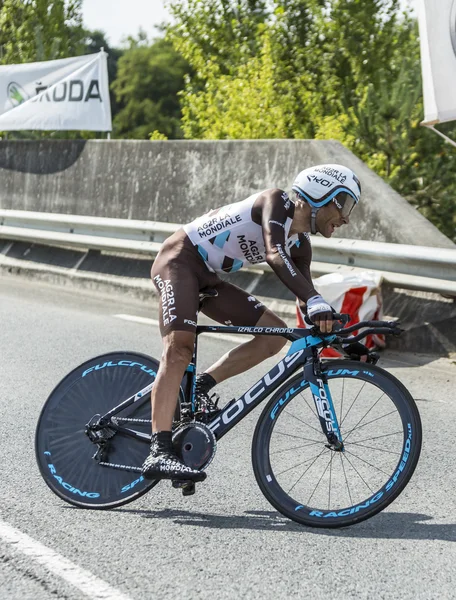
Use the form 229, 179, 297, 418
167, 0, 456, 241
167, 0, 324, 139
111, 34, 191, 139
0, 0, 84, 64
168, 0, 270, 75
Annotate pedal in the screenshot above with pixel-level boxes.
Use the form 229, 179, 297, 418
172, 480, 196, 496
367, 351, 380, 365
172, 480, 186, 489
182, 482, 195, 496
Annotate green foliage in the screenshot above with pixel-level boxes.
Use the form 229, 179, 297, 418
111, 34, 191, 139
179, 31, 292, 139
168, 0, 270, 75
0, 0, 84, 63
150, 130, 168, 140
167, 0, 456, 241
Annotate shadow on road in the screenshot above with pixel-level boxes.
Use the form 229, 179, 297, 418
112, 507, 456, 540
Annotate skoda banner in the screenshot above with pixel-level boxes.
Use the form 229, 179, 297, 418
418, 0, 456, 125
0, 51, 111, 131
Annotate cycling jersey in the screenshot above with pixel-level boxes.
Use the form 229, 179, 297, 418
184, 189, 317, 305
184, 190, 293, 272
151, 188, 317, 335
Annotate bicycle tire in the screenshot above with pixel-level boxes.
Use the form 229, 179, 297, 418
35, 351, 182, 509
252, 360, 422, 528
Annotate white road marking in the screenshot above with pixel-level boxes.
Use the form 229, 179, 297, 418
0, 519, 133, 600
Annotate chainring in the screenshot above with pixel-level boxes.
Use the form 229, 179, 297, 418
172, 422, 217, 470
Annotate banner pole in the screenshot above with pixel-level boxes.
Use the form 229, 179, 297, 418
426, 125, 456, 149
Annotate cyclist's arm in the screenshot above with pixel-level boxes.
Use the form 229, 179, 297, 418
289, 235, 316, 312
290, 235, 335, 331
254, 189, 318, 304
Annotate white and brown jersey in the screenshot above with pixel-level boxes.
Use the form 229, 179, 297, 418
183, 189, 317, 305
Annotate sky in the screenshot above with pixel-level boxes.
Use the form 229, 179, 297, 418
82, 0, 170, 47
82, 0, 417, 48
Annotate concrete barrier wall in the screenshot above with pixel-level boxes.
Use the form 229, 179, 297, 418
0, 139, 454, 248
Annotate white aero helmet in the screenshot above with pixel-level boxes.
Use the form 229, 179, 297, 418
292, 164, 361, 234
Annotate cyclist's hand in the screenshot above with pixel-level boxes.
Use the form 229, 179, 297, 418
306, 295, 334, 333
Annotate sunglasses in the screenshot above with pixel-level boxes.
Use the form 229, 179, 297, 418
332, 192, 357, 219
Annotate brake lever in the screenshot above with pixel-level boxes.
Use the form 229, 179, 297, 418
303, 312, 351, 330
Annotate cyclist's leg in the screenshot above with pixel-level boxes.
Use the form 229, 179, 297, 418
143, 329, 208, 481
152, 330, 195, 432
200, 282, 288, 384
149, 229, 218, 429
143, 235, 209, 481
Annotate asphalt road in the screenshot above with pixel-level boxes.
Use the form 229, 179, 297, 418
1, 276, 455, 600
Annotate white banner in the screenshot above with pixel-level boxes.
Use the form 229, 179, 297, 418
418, 0, 456, 125
0, 52, 112, 131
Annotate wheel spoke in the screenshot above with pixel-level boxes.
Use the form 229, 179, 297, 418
339, 452, 353, 506
344, 448, 392, 476
341, 453, 375, 494
270, 440, 322, 456
339, 380, 367, 428
345, 441, 401, 456
287, 448, 327, 494
284, 406, 322, 436
340, 377, 345, 426
343, 410, 398, 441
307, 453, 333, 505
342, 392, 385, 441
328, 452, 335, 510
350, 430, 403, 444
274, 430, 320, 442
275, 452, 324, 478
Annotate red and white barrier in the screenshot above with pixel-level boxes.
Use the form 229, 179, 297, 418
297, 272, 386, 357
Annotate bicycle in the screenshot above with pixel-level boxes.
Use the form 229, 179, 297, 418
35, 290, 422, 528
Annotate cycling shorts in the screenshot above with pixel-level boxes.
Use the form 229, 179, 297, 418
151, 229, 267, 337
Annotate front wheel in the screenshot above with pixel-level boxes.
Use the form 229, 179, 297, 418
252, 360, 422, 528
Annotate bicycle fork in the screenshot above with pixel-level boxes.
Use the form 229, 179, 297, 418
304, 356, 344, 452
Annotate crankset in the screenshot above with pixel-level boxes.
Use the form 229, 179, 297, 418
172, 422, 217, 470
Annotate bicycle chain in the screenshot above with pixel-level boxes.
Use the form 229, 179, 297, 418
99, 461, 142, 472
112, 417, 152, 424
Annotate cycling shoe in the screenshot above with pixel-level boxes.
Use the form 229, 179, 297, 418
142, 450, 207, 482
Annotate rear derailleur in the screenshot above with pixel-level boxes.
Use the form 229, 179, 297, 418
85, 414, 117, 461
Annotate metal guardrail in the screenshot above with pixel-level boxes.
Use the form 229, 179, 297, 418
1, 209, 455, 296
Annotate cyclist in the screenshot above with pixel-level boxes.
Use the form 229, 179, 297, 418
142, 163, 361, 481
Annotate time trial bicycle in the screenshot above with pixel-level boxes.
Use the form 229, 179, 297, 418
35, 290, 422, 528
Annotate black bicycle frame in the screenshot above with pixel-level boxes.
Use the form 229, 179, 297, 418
194, 325, 341, 444
99, 325, 343, 447
94, 318, 399, 450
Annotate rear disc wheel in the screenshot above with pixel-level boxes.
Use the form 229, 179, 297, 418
35, 351, 182, 509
